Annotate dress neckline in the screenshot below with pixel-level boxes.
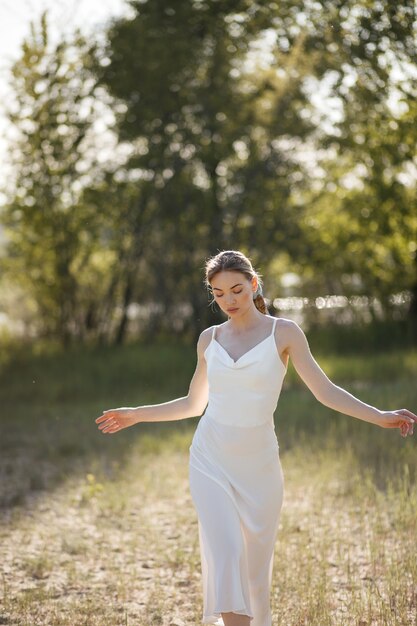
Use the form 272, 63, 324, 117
210, 317, 286, 369
213, 333, 274, 365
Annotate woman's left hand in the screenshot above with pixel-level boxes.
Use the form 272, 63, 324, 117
378, 409, 417, 437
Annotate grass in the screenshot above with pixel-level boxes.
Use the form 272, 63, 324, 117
0, 338, 416, 625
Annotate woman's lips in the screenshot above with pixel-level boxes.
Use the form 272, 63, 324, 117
227, 308, 238, 313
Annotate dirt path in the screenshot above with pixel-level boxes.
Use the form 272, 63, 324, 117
1, 449, 416, 626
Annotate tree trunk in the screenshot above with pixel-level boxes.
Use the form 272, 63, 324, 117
114, 274, 134, 345
408, 254, 417, 342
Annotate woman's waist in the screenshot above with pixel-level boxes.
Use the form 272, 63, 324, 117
203, 400, 276, 428
191, 412, 279, 457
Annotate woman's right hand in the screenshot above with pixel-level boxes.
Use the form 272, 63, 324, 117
377, 408, 416, 437
95, 407, 140, 434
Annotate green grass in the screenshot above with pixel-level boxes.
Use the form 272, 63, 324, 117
0, 338, 416, 625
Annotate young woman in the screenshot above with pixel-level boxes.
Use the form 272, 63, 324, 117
95, 249, 416, 626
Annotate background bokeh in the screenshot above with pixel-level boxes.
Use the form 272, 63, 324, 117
0, 3, 416, 625
0, 0, 416, 347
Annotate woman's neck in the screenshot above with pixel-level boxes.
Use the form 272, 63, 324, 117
226, 308, 267, 333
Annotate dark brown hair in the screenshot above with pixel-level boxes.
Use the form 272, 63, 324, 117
204, 250, 268, 315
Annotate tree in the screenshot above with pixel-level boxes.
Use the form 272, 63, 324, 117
295, 0, 417, 325
92, 0, 318, 341
1, 12, 106, 344
4, 1, 415, 344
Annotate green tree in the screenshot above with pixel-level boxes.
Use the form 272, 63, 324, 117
1, 13, 106, 344
295, 0, 417, 325
4, 1, 415, 344
93, 0, 318, 341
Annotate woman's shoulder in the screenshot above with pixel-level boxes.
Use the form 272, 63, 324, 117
200, 321, 226, 337
269, 315, 294, 327
197, 323, 224, 355
272, 315, 295, 325
271, 316, 300, 341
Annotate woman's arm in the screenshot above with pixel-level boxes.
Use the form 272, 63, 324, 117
284, 319, 416, 436
95, 330, 210, 434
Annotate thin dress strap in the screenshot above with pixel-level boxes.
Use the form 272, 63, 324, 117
271, 317, 278, 335
212, 325, 217, 340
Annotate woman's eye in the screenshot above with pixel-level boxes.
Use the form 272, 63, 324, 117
215, 290, 242, 298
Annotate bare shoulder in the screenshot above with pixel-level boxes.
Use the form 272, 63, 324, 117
273, 316, 299, 333
196, 325, 217, 357
273, 316, 305, 347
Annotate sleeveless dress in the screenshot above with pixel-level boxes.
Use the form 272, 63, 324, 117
189, 316, 287, 626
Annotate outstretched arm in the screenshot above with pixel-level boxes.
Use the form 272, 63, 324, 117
284, 320, 416, 437
95, 331, 209, 434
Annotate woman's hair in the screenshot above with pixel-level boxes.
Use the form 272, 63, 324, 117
204, 250, 268, 315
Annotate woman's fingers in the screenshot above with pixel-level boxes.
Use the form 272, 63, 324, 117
398, 408, 417, 421
96, 411, 121, 427
101, 426, 119, 433
95, 409, 127, 434
100, 421, 119, 434
95, 408, 136, 434
394, 409, 415, 437
96, 418, 107, 426
400, 423, 408, 437
95, 410, 114, 424
99, 420, 118, 431
397, 409, 416, 435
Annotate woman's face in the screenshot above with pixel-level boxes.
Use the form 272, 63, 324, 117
210, 271, 258, 317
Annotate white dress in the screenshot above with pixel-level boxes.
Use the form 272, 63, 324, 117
189, 316, 286, 626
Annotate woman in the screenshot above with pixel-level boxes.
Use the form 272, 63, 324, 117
95, 249, 416, 626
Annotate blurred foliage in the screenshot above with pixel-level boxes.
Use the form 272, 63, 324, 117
0, 1, 416, 345
296, 0, 417, 316
0, 14, 109, 344
91, 0, 316, 342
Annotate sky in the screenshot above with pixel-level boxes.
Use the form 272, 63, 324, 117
0, 0, 131, 188
0, 0, 129, 66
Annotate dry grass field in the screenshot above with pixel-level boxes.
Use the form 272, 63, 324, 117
0, 340, 416, 625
